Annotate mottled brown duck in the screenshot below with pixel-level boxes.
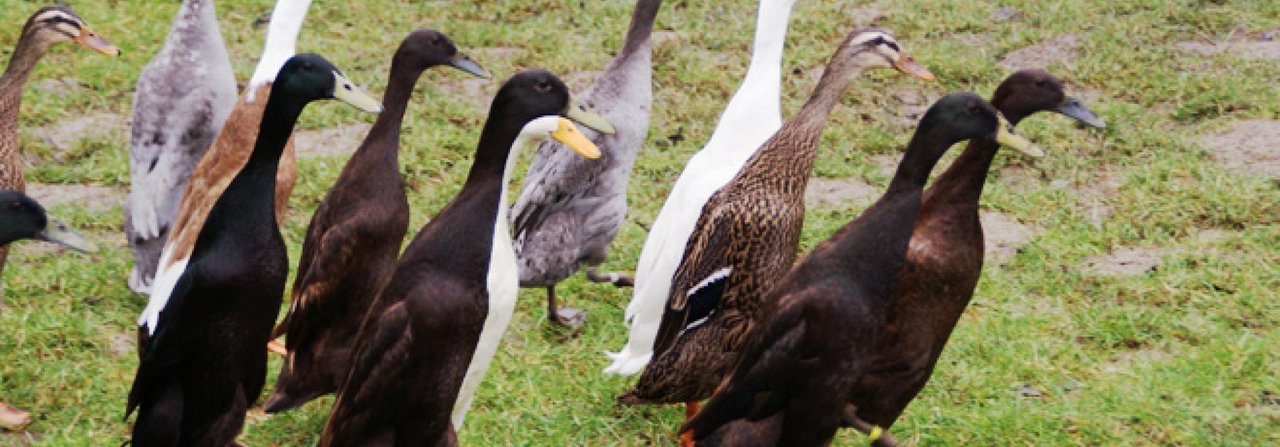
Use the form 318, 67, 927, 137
0, 6, 115, 305
262, 28, 488, 414
683, 93, 1037, 446
834, 69, 1103, 440
618, 29, 933, 438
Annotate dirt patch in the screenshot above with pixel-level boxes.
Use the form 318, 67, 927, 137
804, 177, 878, 209
1101, 348, 1170, 373
26, 183, 126, 212
1198, 119, 1280, 178
1073, 168, 1123, 229
997, 165, 1042, 190
106, 331, 134, 358
999, 34, 1081, 71
476, 46, 523, 62
869, 154, 900, 178
981, 211, 1041, 264
0, 430, 38, 446
1175, 40, 1280, 61
33, 77, 83, 97
847, 6, 885, 26
1080, 246, 1168, 277
890, 89, 930, 127
294, 123, 373, 159
25, 112, 128, 152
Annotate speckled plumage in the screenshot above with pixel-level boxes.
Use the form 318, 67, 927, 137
510, 0, 660, 289
125, 0, 237, 294
620, 30, 923, 405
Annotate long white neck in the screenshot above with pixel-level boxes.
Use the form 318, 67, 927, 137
713, 0, 797, 131
247, 0, 312, 95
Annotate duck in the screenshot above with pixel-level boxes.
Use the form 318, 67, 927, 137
833, 69, 1104, 438
617, 28, 934, 444
139, 0, 312, 317
0, 6, 116, 303
681, 93, 1036, 446
125, 0, 237, 295
319, 70, 611, 446
606, 0, 799, 375
262, 28, 489, 414
0, 188, 96, 431
124, 54, 383, 446
510, 0, 655, 328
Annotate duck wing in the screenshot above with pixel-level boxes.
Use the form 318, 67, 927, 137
650, 204, 739, 356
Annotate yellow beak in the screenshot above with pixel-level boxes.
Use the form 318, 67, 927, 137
74, 27, 119, 56
995, 114, 1042, 157
331, 71, 384, 113
551, 118, 602, 159
893, 53, 934, 82
566, 95, 616, 135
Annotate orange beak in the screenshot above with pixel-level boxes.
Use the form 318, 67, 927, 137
74, 27, 120, 56
893, 53, 934, 81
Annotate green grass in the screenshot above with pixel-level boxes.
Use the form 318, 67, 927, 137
2, 0, 1279, 445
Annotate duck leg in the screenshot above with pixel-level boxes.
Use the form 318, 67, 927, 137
680, 401, 700, 447
267, 340, 287, 356
585, 267, 634, 287
841, 404, 899, 447
546, 286, 585, 328
0, 402, 31, 431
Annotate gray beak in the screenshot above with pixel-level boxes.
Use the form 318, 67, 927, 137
38, 219, 97, 253
1056, 96, 1106, 129
449, 54, 490, 79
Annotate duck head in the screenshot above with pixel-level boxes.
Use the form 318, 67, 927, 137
20, 6, 119, 56
519, 116, 602, 159
0, 190, 96, 253
992, 69, 1106, 128
275, 53, 383, 113
489, 69, 615, 136
827, 28, 934, 81
918, 92, 1038, 158
397, 29, 489, 79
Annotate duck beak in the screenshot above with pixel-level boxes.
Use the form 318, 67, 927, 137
551, 118, 602, 159
893, 53, 934, 81
74, 27, 120, 56
1056, 96, 1107, 129
331, 71, 384, 113
38, 219, 97, 253
995, 114, 1043, 157
448, 54, 490, 79
566, 95, 616, 135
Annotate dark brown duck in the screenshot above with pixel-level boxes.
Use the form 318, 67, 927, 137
682, 92, 1036, 447
263, 29, 487, 414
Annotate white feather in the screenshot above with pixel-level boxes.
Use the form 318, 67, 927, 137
451, 117, 561, 429
603, 0, 798, 376
139, 244, 188, 334
246, 0, 313, 100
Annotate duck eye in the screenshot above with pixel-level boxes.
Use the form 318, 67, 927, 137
534, 81, 552, 92
8, 201, 21, 210
1034, 79, 1047, 87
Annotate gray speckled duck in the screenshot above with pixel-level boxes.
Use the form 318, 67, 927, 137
510, 0, 657, 327
125, 0, 236, 294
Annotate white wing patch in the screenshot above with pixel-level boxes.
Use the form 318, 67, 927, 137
139, 247, 188, 335
688, 266, 732, 299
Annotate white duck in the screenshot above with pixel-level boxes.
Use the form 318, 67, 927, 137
605, 0, 799, 375
139, 0, 313, 341
125, 0, 236, 294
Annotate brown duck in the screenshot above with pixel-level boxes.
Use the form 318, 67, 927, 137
262, 28, 488, 413
833, 69, 1104, 442
0, 6, 116, 306
618, 28, 933, 441
682, 93, 1037, 446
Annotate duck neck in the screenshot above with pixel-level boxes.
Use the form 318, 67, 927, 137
886, 122, 953, 196
742, 54, 864, 184
923, 103, 1030, 207
227, 90, 307, 218
617, 0, 662, 60
0, 32, 49, 143
717, 0, 796, 126
247, 0, 312, 94
354, 57, 422, 171
170, 0, 222, 44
